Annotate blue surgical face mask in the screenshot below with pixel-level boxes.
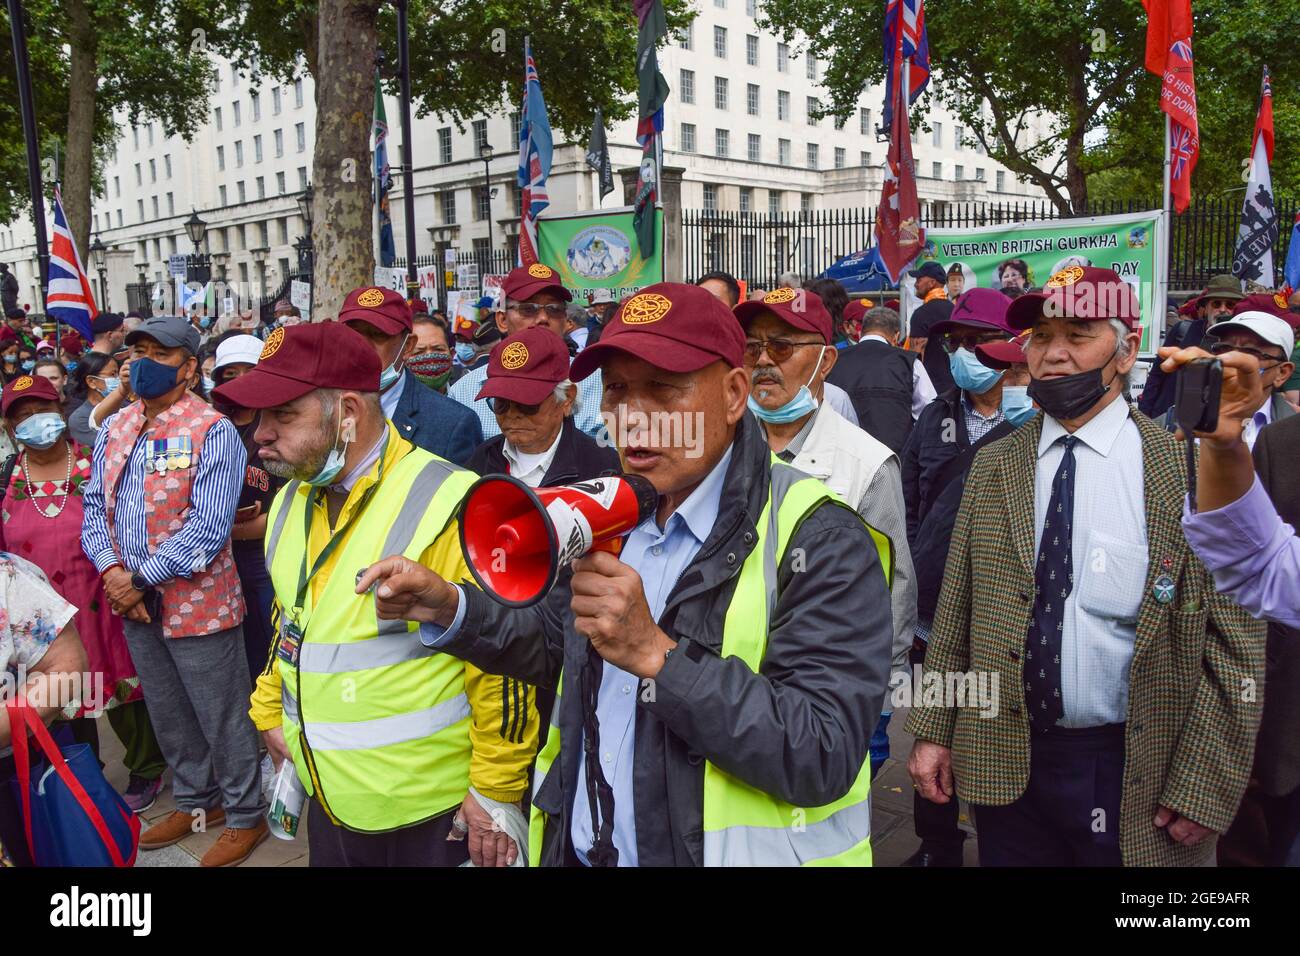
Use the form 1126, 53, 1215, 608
97, 375, 119, 396
20, 360, 34, 372
747, 347, 826, 425
1000, 384, 1037, 426
306, 400, 353, 487
199, 316, 213, 330
130, 356, 184, 400
202, 375, 216, 394
379, 334, 409, 390
15, 412, 66, 449
948, 347, 1003, 395
65, 361, 78, 374
455, 342, 477, 364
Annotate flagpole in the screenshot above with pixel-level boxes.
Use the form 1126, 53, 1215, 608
1160, 113, 1171, 330
8, 0, 49, 316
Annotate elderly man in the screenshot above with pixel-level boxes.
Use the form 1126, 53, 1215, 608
466, 327, 620, 487
449, 264, 604, 440
564, 303, 590, 353
1139, 274, 1244, 418
339, 285, 482, 466
361, 282, 893, 867
1160, 310, 1295, 448
737, 287, 916, 778
80, 316, 266, 867
226, 322, 538, 867
906, 266, 1265, 866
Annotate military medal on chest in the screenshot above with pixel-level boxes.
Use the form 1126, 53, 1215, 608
1153, 555, 1175, 604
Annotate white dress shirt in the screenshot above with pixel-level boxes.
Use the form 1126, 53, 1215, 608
1036, 396, 1148, 728
502, 426, 563, 488
859, 333, 937, 418
1242, 394, 1274, 450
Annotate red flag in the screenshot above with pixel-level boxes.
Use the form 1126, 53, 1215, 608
1253, 65, 1273, 163
1141, 0, 1191, 75
876, 67, 925, 283
1147, 0, 1198, 213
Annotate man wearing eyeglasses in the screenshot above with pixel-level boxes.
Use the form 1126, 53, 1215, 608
449, 264, 605, 441
1160, 311, 1295, 449
339, 285, 483, 467
1138, 274, 1244, 419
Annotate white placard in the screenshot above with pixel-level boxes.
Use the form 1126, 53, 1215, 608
290, 280, 312, 312
372, 266, 407, 292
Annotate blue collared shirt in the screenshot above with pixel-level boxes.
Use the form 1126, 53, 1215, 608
569, 445, 733, 866
81, 411, 246, 585
380, 371, 407, 422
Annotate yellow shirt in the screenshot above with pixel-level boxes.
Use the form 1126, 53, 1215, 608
248, 425, 537, 803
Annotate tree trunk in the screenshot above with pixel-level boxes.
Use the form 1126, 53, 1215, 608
310, 0, 381, 322
63, 0, 98, 265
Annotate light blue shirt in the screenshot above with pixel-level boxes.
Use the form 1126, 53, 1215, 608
448, 360, 606, 441
380, 371, 406, 421
569, 446, 732, 866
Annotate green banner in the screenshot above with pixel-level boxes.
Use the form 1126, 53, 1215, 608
918, 210, 1164, 351
536, 206, 665, 301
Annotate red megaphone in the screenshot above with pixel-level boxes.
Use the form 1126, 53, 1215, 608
458, 473, 658, 607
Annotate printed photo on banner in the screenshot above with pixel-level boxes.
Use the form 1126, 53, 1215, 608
535, 206, 665, 303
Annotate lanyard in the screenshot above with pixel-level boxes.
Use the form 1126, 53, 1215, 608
290, 434, 389, 628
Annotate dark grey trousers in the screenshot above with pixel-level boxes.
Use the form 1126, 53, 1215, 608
123, 620, 265, 828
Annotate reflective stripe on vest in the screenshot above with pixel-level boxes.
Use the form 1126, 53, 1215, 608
265, 446, 479, 832
701, 458, 884, 866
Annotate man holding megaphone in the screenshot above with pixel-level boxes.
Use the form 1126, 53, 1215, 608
218, 320, 539, 867
359, 282, 895, 867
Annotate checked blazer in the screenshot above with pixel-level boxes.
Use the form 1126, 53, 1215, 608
905, 403, 1266, 866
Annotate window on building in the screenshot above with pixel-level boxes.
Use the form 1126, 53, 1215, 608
298, 166, 308, 189
800, 192, 812, 213
441, 191, 457, 225
137, 198, 144, 220
294, 78, 304, 108
714, 26, 726, 58
274, 129, 284, 157
116, 210, 122, 227
714, 0, 724, 7
218, 185, 227, 205
778, 138, 791, 165
746, 0, 757, 14
164, 154, 172, 178
996, 170, 1006, 191
715, 128, 730, 157
746, 83, 759, 116
476, 186, 490, 221
113, 176, 120, 197
237, 181, 246, 202
860, 150, 871, 166
747, 133, 761, 162
277, 171, 286, 194
166, 192, 174, 216
746, 35, 758, 66
259, 221, 269, 247
679, 21, 692, 50
510, 111, 522, 144
473, 119, 488, 154
233, 101, 241, 126
272, 86, 282, 115
438, 127, 452, 164
680, 69, 695, 104
278, 218, 289, 244
149, 158, 156, 182
151, 196, 159, 218
859, 107, 871, 135
214, 107, 222, 131
806, 143, 819, 169
715, 76, 728, 110
806, 55, 817, 81
834, 147, 845, 169
254, 135, 263, 163
932, 122, 942, 147
806, 96, 819, 125
296, 123, 306, 152
777, 90, 789, 120
235, 141, 244, 167
932, 161, 942, 178
147, 125, 154, 147
681, 122, 696, 153
230, 64, 239, 87
954, 125, 964, 149
976, 167, 986, 181
768, 191, 781, 216
739, 186, 752, 213
256, 176, 265, 199
251, 91, 261, 122
777, 43, 788, 72
132, 128, 140, 150
702, 184, 718, 212
134, 163, 142, 186
955, 164, 964, 180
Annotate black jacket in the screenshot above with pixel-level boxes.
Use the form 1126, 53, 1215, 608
465, 417, 622, 486
439, 412, 893, 866
901, 387, 974, 545
826, 338, 917, 454
910, 298, 955, 394
389, 369, 483, 466
1138, 317, 1208, 419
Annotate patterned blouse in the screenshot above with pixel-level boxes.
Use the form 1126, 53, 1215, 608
1, 448, 93, 522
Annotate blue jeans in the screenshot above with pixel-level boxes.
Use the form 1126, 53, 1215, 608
234, 542, 275, 685
869, 712, 892, 780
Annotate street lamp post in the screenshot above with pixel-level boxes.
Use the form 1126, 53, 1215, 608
251, 245, 270, 304
296, 183, 315, 320
184, 210, 210, 285
480, 143, 495, 266
394, 0, 419, 300
89, 235, 108, 311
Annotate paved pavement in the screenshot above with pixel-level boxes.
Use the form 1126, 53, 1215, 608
100, 703, 977, 868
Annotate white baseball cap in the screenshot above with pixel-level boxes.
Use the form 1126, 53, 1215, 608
213, 334, 265, 372
1211, 310, 1295, 362
589, 288, 614, 305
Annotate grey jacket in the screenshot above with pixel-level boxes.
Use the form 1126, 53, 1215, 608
441, 412, 893, 866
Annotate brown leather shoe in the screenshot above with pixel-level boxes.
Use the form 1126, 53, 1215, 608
200, 820, 270, 867
140, 807, 226, 850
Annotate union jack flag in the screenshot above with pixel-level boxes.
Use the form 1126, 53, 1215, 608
881, 0, 929, 131
46, 188, 97, 340
1169, 122, 1195, 181
1169, 38, 1192, 63
516, 37, 553, 267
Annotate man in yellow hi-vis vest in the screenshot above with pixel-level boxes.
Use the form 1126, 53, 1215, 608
360, 283, 894, 867
216, 307, 537, 867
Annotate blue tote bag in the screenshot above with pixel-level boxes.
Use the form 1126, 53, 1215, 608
8, 698, 140, 867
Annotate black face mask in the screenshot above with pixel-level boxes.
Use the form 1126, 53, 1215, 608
1027, 365, 1117, 421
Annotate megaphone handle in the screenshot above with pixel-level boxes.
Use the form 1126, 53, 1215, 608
589, 537, 623, 557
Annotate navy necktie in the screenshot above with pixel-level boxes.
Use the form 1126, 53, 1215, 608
1025, 435, 1077, 730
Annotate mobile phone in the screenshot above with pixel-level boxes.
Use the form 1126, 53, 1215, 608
1174, 357, 1222, 435
235, 503, 260, 522
143, 588, 164, 621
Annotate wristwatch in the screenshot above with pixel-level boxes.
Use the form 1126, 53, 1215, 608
130, 572, 149, 591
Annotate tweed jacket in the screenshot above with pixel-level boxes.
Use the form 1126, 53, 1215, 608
905, 403, 1266, 866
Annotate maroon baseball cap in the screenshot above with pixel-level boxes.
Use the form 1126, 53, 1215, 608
929, 288, 1015, 337
842, 297, 877, 326
975, 331, 1031, 370
1, 373, 61, 417
1007, 265, 1141, 330
212, 322, 382, 409
1233, 291, 1298, 329
500, 263, 572, 305
339, 285, 412, 335
570, 282, 745, 380
475, 327, 571, 406
734, 287, 834, 344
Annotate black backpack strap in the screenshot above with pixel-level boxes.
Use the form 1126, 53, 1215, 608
0, 453, 16, 497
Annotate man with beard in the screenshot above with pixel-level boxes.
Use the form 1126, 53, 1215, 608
230, 322, 538, 867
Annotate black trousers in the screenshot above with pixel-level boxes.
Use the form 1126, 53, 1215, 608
307, 800, 470, 867
973, 723, 1125, 867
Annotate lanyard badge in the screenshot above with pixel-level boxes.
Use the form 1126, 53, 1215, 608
277, 615, 304, 666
